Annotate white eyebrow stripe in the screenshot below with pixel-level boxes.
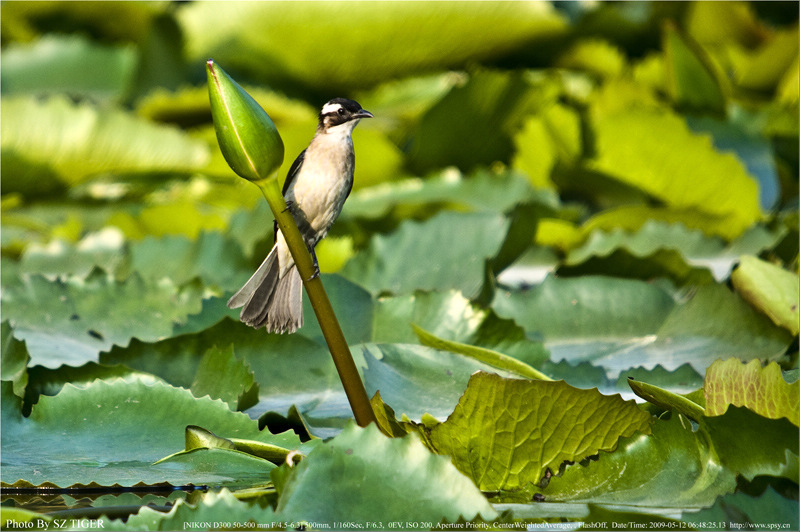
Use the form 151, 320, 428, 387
321, 102, 343, 115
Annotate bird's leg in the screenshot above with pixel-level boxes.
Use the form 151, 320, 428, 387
306, 248, 321, 281
282, 200, 294, 213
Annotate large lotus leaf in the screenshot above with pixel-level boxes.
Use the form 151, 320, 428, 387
1, 95, 209, 194
24, 362, 159, 409
1, 321, 29, 398
492, 275, 675, 373
191, 344, 259, 412
129, 232, 252, 290
493, 276, 792, 376
275, 423, 497, 525
546, 407, 798, 506
102, 317, 345, 421
704, 359, 799, 425
372, 290, 548, 368
649, 283, 793, 372
362, 344, 510, 422
0, 377, 299, 488
544, 413, 737, 508
731, 255, 799, 335
0, 34, 136, 101
2, 271, 203, 369
170, 296, 240, 337
85, 489, 276, 532
342, 168, 552, 221
565, 221, 782, 283
430, 372, 653, 492
296, 274, 374, 347
587, 108, 761, 240
341, 211, 508, 298
493, 275, 675, 340
178, 1, 566, 93
700, 406, 799, 482
682, 487, 799, 532
18, 228, 127, 281
408, 69, 541, 172
687, 115, 780, 212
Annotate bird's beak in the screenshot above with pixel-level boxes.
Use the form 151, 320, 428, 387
355, 109, 374, 119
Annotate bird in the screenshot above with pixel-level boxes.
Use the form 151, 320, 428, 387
227, 98, 373, 333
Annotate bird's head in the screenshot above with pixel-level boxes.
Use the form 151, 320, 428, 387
318, 98, 373, 133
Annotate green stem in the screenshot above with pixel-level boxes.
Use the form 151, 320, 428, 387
255, 177, 376, 428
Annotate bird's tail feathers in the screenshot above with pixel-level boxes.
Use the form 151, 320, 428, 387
228, 246, 279, 310
266, 267, 303, 334
227, 245, 303, 333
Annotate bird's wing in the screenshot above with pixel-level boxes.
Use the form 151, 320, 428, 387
344, 151, 355, 200
282, 149, 306, 196
274, 149, 307, 242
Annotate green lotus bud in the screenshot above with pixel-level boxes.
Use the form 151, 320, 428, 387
206, 59, 284, 181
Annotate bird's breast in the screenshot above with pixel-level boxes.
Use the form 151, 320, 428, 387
285, 133, 354, 243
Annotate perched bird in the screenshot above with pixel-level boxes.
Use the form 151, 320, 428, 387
228, 98, 373, 333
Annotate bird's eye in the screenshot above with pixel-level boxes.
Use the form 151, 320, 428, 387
337, 108, 346, 116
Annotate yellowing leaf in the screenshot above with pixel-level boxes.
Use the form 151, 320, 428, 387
589, 109, 761, 239
430, 372, 652, 491
558, 39, 627, 79
180, 1, 567, 93
705, 359, 799, 426
1, 96, 209, 193
732, 255, 799, 334
512, 115, 557, 189
535, 218, 583, 252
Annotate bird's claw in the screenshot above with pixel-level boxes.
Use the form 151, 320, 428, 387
306, 268, 321, 282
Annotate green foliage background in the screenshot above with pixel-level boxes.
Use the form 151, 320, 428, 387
1, 1, 798, 530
